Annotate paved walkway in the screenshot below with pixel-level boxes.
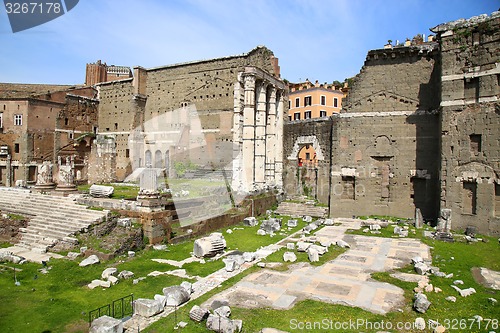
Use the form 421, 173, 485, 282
203, 218, 430, 314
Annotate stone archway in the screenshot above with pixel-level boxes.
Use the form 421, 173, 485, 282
287, 135, 325, 161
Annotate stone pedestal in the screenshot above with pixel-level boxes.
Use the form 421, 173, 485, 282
55, 156, 77, 192
34, 161, 56, 190
137, 167, 163, 211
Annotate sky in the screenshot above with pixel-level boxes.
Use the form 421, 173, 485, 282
0, 0, 499, 85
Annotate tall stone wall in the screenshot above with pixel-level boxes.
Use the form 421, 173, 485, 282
433, 13, 500, 235
283, 118, 332, 204
329, 44, 441, 220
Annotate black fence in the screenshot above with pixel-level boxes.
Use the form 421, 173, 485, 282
89, 294, 134, 325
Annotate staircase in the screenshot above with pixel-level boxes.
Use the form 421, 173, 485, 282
275, 201, 328, 218
0, 187, 109, 253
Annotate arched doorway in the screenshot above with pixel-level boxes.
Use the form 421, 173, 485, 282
297, 144, 317, 167
155, 150, 162, 168
145, 150, 152, 167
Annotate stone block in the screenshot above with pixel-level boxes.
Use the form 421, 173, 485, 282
189, 305, 209, 322
80, 255, 100, 267
162, 286, 190, 306
283, 252, 297, 262
90, 315, 123, 333
102, 268, 118, 280
134, 298, 163, 317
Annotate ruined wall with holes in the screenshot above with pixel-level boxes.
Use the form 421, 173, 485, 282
283, 118, 332, 204
96, 46, 280, 182
328, 43, 441, 220
434, 13, 500, 235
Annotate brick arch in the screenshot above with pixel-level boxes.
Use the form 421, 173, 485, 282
287, 135, 325, 161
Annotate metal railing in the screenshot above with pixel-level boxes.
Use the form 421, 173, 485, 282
88, 294, 134, 325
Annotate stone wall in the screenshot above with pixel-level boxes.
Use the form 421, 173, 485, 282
328, 43, 441, 220
283, 118, 333, 204
329, 112, 440, 219
433, 12, 500, 235
96, 46, 285, 197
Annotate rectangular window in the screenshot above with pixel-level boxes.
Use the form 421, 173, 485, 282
288, 115, 292, 121
304, 111, 311, 119
14, 143, 19, 153
462, 182, 477, 215
320, 95, 326, 105
0, 113, 3, 128
304, 96, 312, 106
341, 176, 355, 200
114, 122, 118, 130
334, 97, 338, 108
14, 114, 22, 126
470, 134, 482, 155
288, 100, 291, 109
305, 152, 311, 160
294, 112, 301, 120
295, 98, 300, 108
496, 183, 500, 217
320, 110, 327, 117
125, 149, 130, 158
68, 132, 74, 140
464, 78, 479, 102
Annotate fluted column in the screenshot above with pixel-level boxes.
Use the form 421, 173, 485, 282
254, 80, 268, 190
274, 90, 285, 190
242, 75, 256, 192
265, 87, 277, 185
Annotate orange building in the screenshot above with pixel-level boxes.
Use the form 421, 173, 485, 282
287, 79, 343, 121
288, 80, 344, 167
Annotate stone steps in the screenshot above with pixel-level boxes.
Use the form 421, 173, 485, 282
0, 187, 108, 253
275, 201, 328, 218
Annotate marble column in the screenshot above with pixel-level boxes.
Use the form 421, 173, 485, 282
274, 91, 285, 191
254, 80, 268, 190
242, 75, 256, 192
265, 87, 277, 186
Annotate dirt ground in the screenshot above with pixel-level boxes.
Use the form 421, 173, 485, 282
0, 213, 28, 244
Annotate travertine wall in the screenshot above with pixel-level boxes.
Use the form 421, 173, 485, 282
433, 13, 500, 235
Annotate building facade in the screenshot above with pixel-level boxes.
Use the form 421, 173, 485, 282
432, 12, 500, 234
92, 46, 286, 195
287, 80, 343, 121
0, 84, 98, 186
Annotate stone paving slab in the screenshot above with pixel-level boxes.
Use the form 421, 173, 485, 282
0, 245, 63, 263
206, 219, 430, 315
473, 267, 500, 290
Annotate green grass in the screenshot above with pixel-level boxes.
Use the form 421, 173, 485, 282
78, 184, 139, 200
3, 214, 499, 333
0, 242, 12, 248
357, 215, 410, 222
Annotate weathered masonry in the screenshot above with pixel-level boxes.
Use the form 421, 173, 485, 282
283, 11, 499, 235
329, 41, 441, 220
93, 46, 286, 195
432, 12, 500, 235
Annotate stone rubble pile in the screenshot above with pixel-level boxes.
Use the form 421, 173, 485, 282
87, 267, 135, 289
189, 300, 243, 333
